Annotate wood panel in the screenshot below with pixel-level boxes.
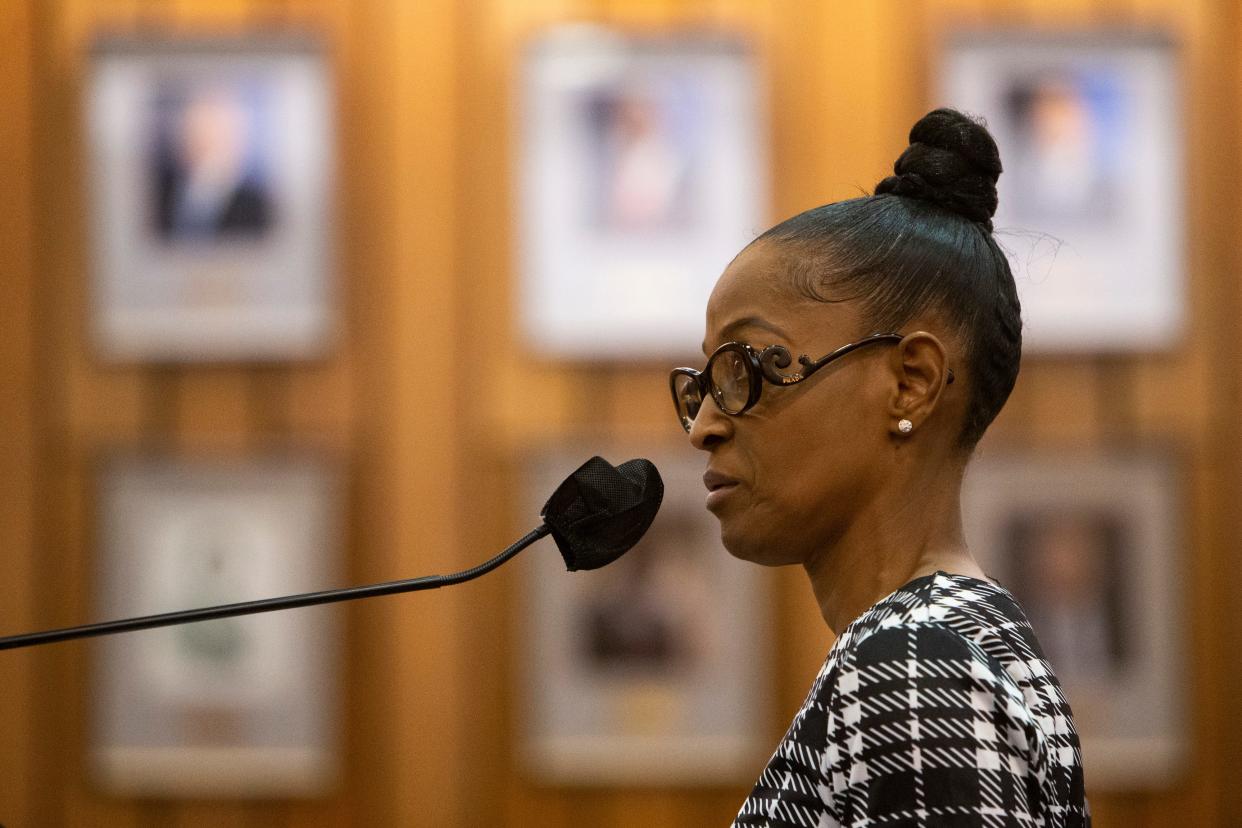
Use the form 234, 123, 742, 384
3, 0, 1240, 824
0, 1, 38, 825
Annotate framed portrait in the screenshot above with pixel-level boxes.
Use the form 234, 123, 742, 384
92, 452, 343, 797
519, 443, 772, 783
961, 449, 1187, 789
86, 36, 335, 362
517, 27, 768, 359
939, 32, 1184, 352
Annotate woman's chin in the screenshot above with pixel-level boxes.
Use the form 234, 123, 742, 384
718, 524, 803, 567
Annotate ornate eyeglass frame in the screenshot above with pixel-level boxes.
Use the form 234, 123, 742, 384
668, 332, 954, 433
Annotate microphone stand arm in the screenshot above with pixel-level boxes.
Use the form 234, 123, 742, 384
0, 525, 551, 651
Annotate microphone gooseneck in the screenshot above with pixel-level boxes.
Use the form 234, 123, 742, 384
0, 456, 662, 651
0, 526, 551, 651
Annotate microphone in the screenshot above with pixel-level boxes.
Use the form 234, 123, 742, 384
541, 456, 663, 571
0, 455, 663, 651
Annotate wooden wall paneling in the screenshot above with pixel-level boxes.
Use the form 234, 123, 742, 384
876, 0, 935, 143
311, 5, 365, 828
346, 1, 468, 826
808, 2, 887, 207
337, 1, 404, 822
388, 0, 467, 822
1014, 0, 1101, 24
1092, 357, 1140, 443
766, 0, 832, 219
601, 365, 681, 440
165, 0, 254, 30
1126, 0, 1181, 20
834, 1, 907, 184
279, 360, 354, 446
1219, 2, 1242, 822
1177, 0, 1238, 825
1020, 361, 1105, 443
51, 7, 146, 826
0, 0, 38, 825
600, 0, 680, 27
174, 369, 258, 453
1155, 0, 1229, 825
333, 0, 405, 824
26, 1, 120, 825
60, 0, 147, 478
170, 800, 250, 828
705, 0, 769, 26
453, 3, 595, 822
455, 6, 545, 824
601, 787, 690, 827
485, 4, 594, 447
245, 366, 293, 440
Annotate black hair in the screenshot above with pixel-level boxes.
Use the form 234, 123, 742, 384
756, 107, 1021, 450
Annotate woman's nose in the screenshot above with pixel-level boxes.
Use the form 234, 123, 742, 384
688, 395, 732, 450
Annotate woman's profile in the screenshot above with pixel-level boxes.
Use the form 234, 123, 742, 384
669, 108, 1091, 825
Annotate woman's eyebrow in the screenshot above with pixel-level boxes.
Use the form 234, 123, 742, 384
702, 316, 790, 355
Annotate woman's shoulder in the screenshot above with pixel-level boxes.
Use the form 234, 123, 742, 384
823, 572, 1083, 756
837, 571, 1046, 660
816, 618, 1089, 824
821, 571, 1066, 709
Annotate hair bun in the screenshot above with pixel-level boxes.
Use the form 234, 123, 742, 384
875, 108, 1002, 231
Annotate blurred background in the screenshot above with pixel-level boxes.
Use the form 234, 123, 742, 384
1, 0, 1239, 826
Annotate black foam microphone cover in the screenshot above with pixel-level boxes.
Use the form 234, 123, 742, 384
540, 456, 664, 572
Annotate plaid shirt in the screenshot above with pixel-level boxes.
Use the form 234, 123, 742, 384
734, 570, 1091, 827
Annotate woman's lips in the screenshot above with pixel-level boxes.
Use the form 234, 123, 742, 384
703, 470, 740, 510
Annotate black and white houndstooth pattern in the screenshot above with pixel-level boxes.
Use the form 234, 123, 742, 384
734, 570, 1091, 827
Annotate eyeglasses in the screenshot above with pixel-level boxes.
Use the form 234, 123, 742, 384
669, 332, 953, 433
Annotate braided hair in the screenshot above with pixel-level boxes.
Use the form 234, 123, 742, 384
757, 107, 1022, 450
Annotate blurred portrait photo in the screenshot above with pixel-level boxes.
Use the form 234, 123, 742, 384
88, 38, 334, 361
519, 31, 765, 358
523, 445, 770, 784
583, 80, 703, 234
1000, 509, 1130, 681
93, 454, 342, 797
579, 510, 714, 676
150, 81, 276, 243
1002, 70, 1125, 224
962, 449, 1187, 787
942, 34, 1183, 352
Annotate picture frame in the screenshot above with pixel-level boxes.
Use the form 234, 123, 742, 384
91, 452, 344, 797
519, 443, 772, 784
939, 31, 1184, 352
86, 36, 336, 362
961, 449, 1188, 789
516, 27, 768, 359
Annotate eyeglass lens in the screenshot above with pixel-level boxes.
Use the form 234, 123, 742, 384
708, 349, 751, 414
672, 373, 703, 430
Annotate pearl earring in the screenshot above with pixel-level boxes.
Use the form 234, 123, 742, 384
898, 418, 913, 434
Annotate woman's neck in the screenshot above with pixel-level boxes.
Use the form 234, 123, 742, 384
801, 461, 983, 636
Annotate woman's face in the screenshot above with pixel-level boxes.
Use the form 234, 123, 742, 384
690, 241, 896, 567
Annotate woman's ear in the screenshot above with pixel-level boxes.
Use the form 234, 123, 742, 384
886, 331, 951, 434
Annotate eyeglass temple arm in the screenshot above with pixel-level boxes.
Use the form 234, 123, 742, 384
763, 334, 955, 385
789, 335, 953, 387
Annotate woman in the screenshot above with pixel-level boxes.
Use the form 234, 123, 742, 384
670, 109, 1090, 826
